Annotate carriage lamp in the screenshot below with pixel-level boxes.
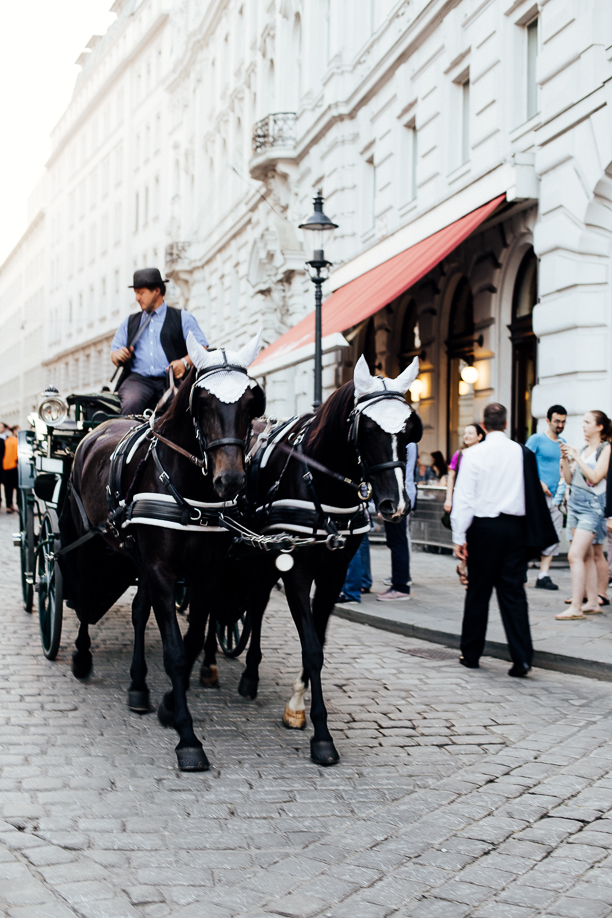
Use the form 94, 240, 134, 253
299, 191, 339, 410
38, 388, 68, 426
460, 364, 479, 385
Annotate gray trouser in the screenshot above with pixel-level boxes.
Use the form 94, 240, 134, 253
118, 373, 166, 416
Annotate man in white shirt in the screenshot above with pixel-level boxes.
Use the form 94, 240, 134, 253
451, 403, 532, 677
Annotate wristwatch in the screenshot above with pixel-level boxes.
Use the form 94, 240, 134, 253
183, 358, 189, 372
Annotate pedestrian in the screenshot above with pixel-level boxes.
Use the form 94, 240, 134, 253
0, 422, 6, 511
556, 411, 611, 620
110, 268, 209, 416
525, 404, 567, 590
336, 534, 373, 605
444, 423, 486, 587
451, 403, 557, 676
415, 452, 435, 483
444, 423, 486, 514
2, 426, 18, 513
377, 441, 417, 601
430, 450, 448, 484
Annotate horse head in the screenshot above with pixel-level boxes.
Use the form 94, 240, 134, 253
187, 330, 265, 501
352, 355, 423, 522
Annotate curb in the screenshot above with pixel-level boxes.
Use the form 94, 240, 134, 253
332, 606, 612, 683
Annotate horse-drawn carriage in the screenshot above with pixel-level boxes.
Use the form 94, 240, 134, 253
12, 337, 422, 771
14, 386, 252, 664
14, 388, 122, 659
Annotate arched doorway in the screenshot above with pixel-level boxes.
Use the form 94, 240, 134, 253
446, 277, 475, 457
510, 249, 537, 443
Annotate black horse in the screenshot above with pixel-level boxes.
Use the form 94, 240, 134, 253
189, 355, 423, 766
59, 332, 264, 771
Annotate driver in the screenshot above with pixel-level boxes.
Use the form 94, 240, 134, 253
110, 268, 208, 416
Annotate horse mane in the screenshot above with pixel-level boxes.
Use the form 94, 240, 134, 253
305, 380, 355, 451
156, 367, 195, 434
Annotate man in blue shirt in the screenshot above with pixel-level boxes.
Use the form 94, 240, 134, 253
111, 268, 208, 415
525, 404, 567, 590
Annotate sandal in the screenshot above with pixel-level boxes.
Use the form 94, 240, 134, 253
598, 595, 610, 606
555, 609, 585, 620
565, 596, 587, 604
583, 607, 603, 615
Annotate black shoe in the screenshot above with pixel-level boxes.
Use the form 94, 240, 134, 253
459, 657, 479, 669
535, 576, 558, 591
508, 662, 531, 678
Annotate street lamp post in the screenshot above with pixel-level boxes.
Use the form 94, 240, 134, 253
299, 191, 338, 410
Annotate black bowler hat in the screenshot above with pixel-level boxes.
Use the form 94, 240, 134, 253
128, 267, 170, 289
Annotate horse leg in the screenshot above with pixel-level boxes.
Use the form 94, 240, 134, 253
128, 580, 152, 713
283, 669, 307, 730
283, 560, 347, 732
284, 570, 339, 766
150, 571, 208, 772
199, 614, 220, 687
72, 620, 93, 680
238, 604, 265, 700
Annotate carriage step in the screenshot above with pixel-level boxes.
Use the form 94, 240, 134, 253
12, 532, 22, 547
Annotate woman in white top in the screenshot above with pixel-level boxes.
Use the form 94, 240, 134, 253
556, 410, 611, 620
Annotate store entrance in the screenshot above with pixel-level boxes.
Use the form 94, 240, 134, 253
446, 277, 476, 458
510, 249, 538, 443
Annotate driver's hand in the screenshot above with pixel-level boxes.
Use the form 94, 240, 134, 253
111, 346, 133, 367
168, 358, 187, 379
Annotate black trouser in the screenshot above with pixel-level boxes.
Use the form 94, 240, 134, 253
118, 373, 166, 416
3, 467, 17, 509
384, 519, 410, 592
462, 514, 533, 668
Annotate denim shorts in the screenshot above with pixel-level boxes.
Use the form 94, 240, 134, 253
567, 486, 606, 544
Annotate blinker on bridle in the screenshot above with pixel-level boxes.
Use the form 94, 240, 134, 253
349, 387, 411, 481
178, 348, 255, 474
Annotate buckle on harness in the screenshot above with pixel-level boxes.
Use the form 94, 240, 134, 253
326, 533, 346, 551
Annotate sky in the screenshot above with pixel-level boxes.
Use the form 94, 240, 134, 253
0, 0, 116, 264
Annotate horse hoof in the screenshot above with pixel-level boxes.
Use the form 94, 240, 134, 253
311, 739, 340, 767
157, 698, 174, 728
199, 664, 219, 688
283, 706, 306, 730
128, 689, 151, 714
72, 651, 93, 681
176, 746, 210, 772
238, 674, 258, 700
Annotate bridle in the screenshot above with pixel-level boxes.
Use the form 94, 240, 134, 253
148, 349, 255, 476
188, 355, 252, 475
348, 387, 411, 479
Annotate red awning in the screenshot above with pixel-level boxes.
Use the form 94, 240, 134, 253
253, 194, 505, 369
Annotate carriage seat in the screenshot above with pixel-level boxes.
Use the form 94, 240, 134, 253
67, 392, 122, 423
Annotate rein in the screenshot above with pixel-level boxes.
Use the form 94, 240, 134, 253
275, 441, 371, 501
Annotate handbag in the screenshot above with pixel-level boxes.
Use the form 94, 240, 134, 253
440, 510, 452, 530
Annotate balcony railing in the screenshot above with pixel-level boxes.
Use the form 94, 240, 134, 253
252, 112, 297, 154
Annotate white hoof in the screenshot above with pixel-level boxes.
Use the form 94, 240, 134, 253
283, 706, 306, 729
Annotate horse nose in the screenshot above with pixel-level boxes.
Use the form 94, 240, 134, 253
378, 498, 398, 521
214, 470, 246, 501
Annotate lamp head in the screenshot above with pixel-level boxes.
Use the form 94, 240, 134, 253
299, 190, 338, 261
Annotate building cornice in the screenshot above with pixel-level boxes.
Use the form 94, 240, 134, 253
47, 12, 169, 167
44, 328, 116, 366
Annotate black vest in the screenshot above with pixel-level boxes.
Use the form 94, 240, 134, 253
116, 306, 186, 390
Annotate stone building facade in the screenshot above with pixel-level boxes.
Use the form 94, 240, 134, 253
0, 0, 611, 455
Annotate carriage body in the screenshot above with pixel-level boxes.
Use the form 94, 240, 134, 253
14, 391, 122, 658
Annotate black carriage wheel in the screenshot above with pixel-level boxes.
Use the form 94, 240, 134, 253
18, 490, 35, 613
37, 512, 63, 661
216, 612, 251, 658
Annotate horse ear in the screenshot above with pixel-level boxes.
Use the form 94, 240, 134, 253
354, 355, 373, 399
186, 331, 211, 371
392, 356, 419, 394
236, 328, 263, 368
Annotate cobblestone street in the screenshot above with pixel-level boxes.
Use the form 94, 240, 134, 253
3, 513, 612, 918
